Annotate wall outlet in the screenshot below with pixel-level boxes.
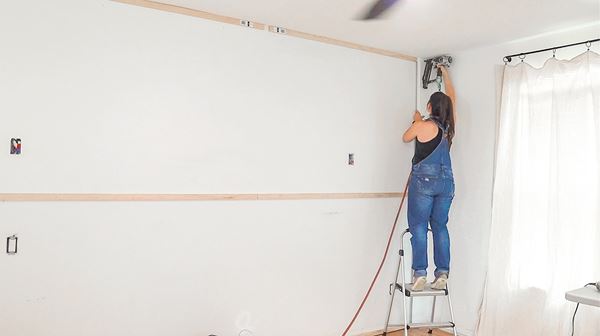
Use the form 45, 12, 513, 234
10, 138, 21, 155
6, 235, 18, 254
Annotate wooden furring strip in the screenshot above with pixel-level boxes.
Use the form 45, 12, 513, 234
112, 0, 267, 30
284, 29, 416, 61
0, 193, 405, 202
110, 0, 416, 61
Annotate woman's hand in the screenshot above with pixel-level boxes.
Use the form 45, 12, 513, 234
413, 110, 423, 123
437, 64, 449, 74
404, 111, 423, 142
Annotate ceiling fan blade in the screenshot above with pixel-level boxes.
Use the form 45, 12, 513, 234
361, 0, 401, 20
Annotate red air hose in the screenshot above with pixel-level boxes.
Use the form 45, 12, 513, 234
341, 174, 411, 336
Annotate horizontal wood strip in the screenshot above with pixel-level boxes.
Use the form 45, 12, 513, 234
112, 0, 267, 30
0, 193, 405, 202
110, 0, 416, 61
284, 28, 416, 61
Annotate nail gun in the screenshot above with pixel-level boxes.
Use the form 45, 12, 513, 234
422, 55, 453, 89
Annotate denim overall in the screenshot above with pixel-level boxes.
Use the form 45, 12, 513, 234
408, 119, 455, 278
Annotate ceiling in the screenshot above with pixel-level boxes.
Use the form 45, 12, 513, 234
159, 0, 600, 57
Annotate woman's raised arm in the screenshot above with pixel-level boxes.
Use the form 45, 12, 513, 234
438, 65, 456, 124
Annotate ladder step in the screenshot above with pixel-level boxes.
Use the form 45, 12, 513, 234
408, 322, 455, 329
396, 283, 448, 297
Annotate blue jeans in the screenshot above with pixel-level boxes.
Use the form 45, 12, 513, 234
407, 171, 454, 278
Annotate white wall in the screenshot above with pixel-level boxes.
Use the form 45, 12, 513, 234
0, 1, 415, 194
0, 1, 418, 336
417, 23, 600, 336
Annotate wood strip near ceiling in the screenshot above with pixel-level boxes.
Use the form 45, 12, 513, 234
111, 0, 416, 61
112, 0, 267, 30
283, 29, 415, 61
0, 193, 405, 202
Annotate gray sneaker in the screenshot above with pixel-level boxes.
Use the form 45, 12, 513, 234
431, 273, 448, 290
412, 276, 427, 291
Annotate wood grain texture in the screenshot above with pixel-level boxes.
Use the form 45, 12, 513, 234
110, 0, 416, 61
0, 192, 405, 202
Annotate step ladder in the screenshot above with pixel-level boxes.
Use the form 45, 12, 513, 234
383, 229, 457, 336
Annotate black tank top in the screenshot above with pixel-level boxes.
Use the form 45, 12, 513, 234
412, 128, 442, 164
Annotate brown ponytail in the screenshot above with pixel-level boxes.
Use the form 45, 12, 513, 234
428, 92, 455, 146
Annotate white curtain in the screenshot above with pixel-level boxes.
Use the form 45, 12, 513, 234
477, 51, 600, 336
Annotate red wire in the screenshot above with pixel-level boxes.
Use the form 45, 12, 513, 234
341, 175, 411, 336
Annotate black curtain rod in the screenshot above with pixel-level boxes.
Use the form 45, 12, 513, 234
503, 38, 600, 63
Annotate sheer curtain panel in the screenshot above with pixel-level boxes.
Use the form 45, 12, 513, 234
477, 51, 600, 336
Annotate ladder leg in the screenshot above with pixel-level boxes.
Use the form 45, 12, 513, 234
427, 296, 437, 334
401, 281, 408, 336
409, 296, 413, 324
383, 249, 404, 335
399, 240, 409, 336
446, 283, 458, 336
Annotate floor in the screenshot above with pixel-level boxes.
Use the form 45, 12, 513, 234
404, 330, 450, 336
357, 328, 451, 336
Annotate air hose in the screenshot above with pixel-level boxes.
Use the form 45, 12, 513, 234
341, 174, 411, 336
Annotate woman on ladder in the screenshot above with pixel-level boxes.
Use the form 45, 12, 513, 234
402, 64, 456, 291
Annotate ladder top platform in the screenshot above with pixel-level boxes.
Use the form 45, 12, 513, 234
396, 283, 449, 297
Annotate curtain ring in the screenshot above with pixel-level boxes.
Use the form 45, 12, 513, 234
503, 56, 510, 65
519, 54, 526, 63
586, 41, 592, 51
552, 49, 556, 58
